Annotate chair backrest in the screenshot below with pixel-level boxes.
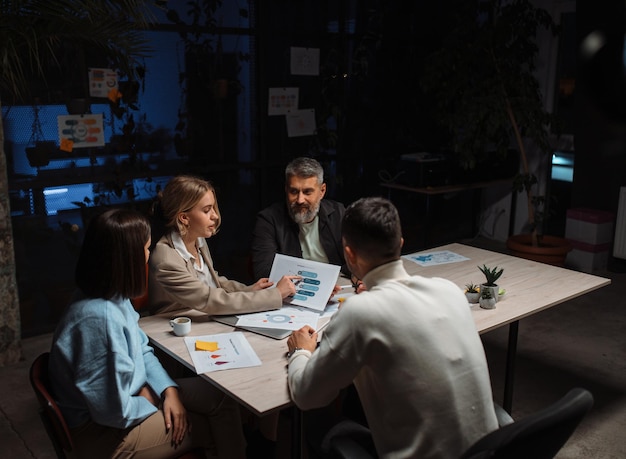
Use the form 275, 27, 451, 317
29, 352, 207, 459
131, 263, 150, 311
460, 388, 594, 459
29, 352, 74, 459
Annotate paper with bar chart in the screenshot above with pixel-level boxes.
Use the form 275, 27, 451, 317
268, 254, 340, 311
184, 332, 261, 374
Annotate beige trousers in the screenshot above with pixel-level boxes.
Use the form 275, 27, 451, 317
70, 377, 246, 459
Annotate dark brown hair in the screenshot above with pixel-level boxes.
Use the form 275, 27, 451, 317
75, 208, 150, 300
342, 197, 402, 263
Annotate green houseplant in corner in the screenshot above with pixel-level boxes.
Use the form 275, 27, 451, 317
421, 0, 571, 265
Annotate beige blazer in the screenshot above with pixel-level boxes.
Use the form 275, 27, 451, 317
148, 233, 282, 316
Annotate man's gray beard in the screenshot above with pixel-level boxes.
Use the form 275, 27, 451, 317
289, 202, 320, 224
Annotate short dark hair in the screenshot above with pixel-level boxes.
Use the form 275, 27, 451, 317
75, 208, 150, 300
342, 197, 402, 263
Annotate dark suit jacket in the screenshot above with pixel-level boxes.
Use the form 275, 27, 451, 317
251, 199, 348, 279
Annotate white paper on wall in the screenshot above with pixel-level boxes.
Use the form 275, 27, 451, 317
88, 68, 118, 98
268, 87, 299, 116
290, 47, 320, 76
286, 109, 316, 137
57, 114, 105, 148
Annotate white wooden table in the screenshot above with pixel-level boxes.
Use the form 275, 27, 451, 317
140, 242, 610, 450
399, 243, 610, 412
139, 310, 294, 416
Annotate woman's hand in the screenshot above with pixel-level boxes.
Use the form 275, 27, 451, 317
161, 387, 189, 446
276, 275, 302, 299
251, 277, 274, 291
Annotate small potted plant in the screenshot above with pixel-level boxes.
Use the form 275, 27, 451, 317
478, 264, 503, 304
464, 283, 480, 304
479, 289, 497, 310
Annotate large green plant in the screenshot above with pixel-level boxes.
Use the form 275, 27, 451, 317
421, 0, 558, 245
1, 0, 161, 102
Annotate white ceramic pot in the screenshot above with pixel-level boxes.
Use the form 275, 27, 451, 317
480, 296, 497, 309
465, 292, 480, 304
480, 284, 499, 303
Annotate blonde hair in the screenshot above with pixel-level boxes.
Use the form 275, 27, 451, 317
158, 175, 221, 235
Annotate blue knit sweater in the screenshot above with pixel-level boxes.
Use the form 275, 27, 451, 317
49, 294, 177, 429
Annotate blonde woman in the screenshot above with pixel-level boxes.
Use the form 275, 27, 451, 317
148, 175, 299, 316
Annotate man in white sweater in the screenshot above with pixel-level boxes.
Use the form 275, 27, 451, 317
286, 197, 498, 458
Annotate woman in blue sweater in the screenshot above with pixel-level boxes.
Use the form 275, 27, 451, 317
48, 208, 245, 458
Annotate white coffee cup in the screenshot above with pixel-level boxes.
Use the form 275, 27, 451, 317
169, 317, 191, 336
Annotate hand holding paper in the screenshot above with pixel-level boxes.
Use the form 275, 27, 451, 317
269, 254, 340, 312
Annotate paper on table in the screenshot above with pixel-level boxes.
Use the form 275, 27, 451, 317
235, 306, 320, 331
184, 332, 261, 374
402, 250, 469, 267
269, 254, 341, 312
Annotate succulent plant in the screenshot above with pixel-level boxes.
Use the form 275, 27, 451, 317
478, 265, 504, 286
465, 283, 479, 293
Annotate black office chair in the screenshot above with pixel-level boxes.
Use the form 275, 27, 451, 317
460, 388, 594, 459
321, 388, 594, 459
30, 352, 205, 459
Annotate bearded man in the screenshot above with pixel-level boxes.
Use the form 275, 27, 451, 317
251, 157, 348, 279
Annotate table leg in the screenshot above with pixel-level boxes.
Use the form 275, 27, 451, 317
291, 405, 302, 458
424, 194, 431, 247
503, 321, 519, 414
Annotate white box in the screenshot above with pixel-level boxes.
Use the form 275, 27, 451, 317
565, 208, 615, 246
565, 238, 611, 273
566, 248, 609, 273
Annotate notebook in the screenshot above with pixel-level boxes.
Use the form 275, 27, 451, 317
211, 314, 293, 340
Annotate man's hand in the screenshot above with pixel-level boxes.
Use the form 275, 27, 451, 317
351, 275, 366, 294
287, 325, 318, 354
161, 387, 189, 446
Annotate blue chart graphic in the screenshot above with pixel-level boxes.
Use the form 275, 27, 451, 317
266, 314, 292, 324
293, 271, 322, 301
404, 250, 469, 267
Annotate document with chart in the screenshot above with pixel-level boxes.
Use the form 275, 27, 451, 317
184, 332, 261, 373
403, 250, 469, 267
268, 254, 340, 311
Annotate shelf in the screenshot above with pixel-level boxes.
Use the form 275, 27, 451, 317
8, 160, 185, 191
